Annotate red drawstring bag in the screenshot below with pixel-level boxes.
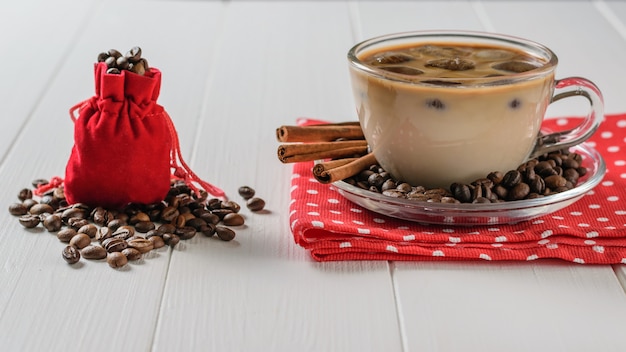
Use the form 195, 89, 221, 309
59, 62, 224, 209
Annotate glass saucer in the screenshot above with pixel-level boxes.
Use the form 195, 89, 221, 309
332, 142, 605, 226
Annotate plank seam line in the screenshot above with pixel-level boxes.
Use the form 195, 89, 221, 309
149, 248, 176, 352
188, 1, 231, 167
470, 0, 496, 33
389, 261, 409, 352
611, 265, 626, 295
593, 0, 626, 43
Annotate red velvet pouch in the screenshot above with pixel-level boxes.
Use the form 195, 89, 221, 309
62, 62, 224, 209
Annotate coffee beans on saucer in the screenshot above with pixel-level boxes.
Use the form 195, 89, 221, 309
9, 180, 267, 269
344, 148, 588, 204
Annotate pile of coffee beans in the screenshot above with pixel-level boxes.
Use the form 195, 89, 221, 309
344, 148, 588, 204
97, 46, 149, 76
9, 180, 266, 269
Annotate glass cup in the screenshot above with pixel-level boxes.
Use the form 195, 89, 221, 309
347, 30, 603, 189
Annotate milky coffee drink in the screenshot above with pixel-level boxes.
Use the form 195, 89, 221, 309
350, 41, 554, 189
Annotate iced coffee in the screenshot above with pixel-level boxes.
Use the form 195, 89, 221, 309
350, 40, 555, 188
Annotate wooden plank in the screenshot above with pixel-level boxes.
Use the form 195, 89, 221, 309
0, 0, 97, 159
394, 261, 626, 352
152, 1, 403, 351
0, 1, 227, 351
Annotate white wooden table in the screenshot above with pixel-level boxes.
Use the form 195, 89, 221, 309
2, 1, 626, 351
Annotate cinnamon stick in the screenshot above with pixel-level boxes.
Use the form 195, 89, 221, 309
278, 143, 368, 163
313, 153, 377, 184
276, 122, 364, 142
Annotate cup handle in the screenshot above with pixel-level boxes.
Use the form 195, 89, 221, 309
528, 77, 604, 159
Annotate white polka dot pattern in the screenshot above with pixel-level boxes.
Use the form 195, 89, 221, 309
289, 116, 626, 264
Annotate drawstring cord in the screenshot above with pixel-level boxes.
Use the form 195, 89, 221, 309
164, 110, 226, 200
33, 176, 64, 196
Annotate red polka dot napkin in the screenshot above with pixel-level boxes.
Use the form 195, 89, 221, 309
289, 115, 626, 264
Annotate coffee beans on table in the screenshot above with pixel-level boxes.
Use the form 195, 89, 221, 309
8, 179, 267, 269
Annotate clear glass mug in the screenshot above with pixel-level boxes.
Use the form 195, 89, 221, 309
348, 30, 603, 189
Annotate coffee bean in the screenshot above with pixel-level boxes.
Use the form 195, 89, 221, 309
545, 175, 567, 189
43, 214, 63, 232
185, 217, 207, 231
67, 217, 89, 231
157, 223, 177, 234
116, 56, 129, 70
62, 246, 80, 264
160, 206, 179, 222
451, 183, 472, 203
501, 170, 522, 188
563, 168, 580, 184
175, 226, 196, 240
57, 228, 77, 243
22, 199, 37, 211
162, 233, 180, 247
135, 221, 156, 233
113, 226, 135, 240
246, 197, 266, 212
381, 179, 397, 192
29, 203, 54, 215
238, 186, 255, 200
130, 58, 147, 75
173, 214, 187, 228
534, 161, 554, 174
61, 207, 87, 222
82, 245, 107, 260
507, 182, 530, 201
394, 183, 411, 193
492, 185, 508, 199
487, 171, 503, 185
96, 227, 112, 243
107, 252, 128, 269
221, 201, 241, 213
91, 207, 110, 226
122, 248, 142, 261
382, 190, 405, 198
211, 208, 233, 220
77, 224, 98, 238
529, 177, 546, 194
105, 56, 117, 68
129, 212, 150, 225
127, 238, 154, 254
18, 188, 33, 201
69, 233, 91, 249
102, 237, 128, 253
125, 46, 142, 63
9, 203, 28, 216
216, 226, 236, 241
223, 213, 245, 226
148, 236, 165, 249
107, 219, 126, 232
200, 224, 216, 237
19, 215, 40, 228
107, 49, 122, 59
